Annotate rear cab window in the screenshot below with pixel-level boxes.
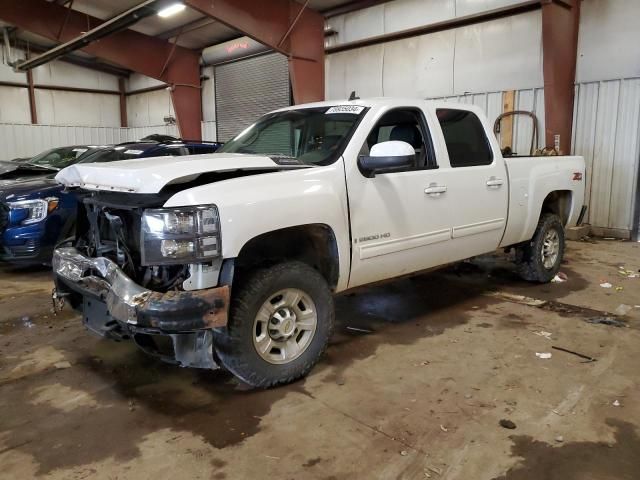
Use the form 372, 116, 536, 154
436, 109, 493, 167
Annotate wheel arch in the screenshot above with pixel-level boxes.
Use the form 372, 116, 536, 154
233, 224, 340, 290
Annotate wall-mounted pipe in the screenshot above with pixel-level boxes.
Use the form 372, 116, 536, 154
2, 28, 15, 66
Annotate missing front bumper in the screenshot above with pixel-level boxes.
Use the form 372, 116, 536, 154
53, 247, 230, 369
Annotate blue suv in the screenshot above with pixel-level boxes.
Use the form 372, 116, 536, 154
0, 139, 221, 265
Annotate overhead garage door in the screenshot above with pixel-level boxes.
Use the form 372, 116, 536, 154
215, 53, 290, 142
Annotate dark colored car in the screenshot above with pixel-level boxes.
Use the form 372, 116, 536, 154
0, 146, 106, 181
0, 139, 222, 265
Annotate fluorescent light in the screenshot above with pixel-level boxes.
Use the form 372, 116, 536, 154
158, 3, 186, 17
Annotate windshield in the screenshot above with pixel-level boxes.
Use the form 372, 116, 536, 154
217, 106, 367, 165
28, 146, 91, 170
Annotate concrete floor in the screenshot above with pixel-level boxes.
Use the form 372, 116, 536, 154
1, 239, 639, 480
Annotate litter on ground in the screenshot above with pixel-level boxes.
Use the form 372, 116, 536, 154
536, 352, 552, 359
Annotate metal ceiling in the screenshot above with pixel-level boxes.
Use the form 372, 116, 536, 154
1, 0, 378, 75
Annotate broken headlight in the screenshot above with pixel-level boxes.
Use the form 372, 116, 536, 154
141, 205, 221, 265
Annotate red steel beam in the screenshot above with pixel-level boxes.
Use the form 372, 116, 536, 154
0, 0, 202, 139
119, 78, 128, 128
184, 0, 325, 104
541, 0, 581, 154
26, 68, 38, 124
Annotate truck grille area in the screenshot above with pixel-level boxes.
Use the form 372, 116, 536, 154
75, 191, 188, 291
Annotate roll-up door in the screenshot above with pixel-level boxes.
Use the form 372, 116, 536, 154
214, 53, 290, 142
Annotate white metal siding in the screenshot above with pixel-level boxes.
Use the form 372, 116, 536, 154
214, 53, 290, 142
0, 123, 179, 160
325, 10, 543, 100
572, 78, 640, 231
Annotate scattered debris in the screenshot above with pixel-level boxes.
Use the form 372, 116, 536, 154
551, 272, 568, 283
400, 450, 408, 456
488, 291, 546, 307
613, 400, 621, 407
21, 316, 34, 328
346, 326, 373, 334
427, 466, 443, 476
440, 425, 448, 432
265, 455, 281, 460
533, 331, 553, 340
535, 352, 552, 359
615, 286, 624, 292
128, 400, 136, 412
600, 282, 613, 289
555, 435, 564, 443
54, 361, 71, 369
552, 346, 597, 363
585, 316, 626, 327
614, 304, 632, 316
617, 266, 638, 278
499, 419, 517, 430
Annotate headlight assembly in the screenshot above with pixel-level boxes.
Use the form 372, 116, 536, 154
141, 205, 221, 265
8, 197, 59, 225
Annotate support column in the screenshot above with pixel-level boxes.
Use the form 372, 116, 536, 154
185, 0, 325, 104
26, 57, 37, 124
541, 0, 581, 154
118, 77, 127, 128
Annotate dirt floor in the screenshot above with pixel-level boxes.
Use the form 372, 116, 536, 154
1, 239, 639, 480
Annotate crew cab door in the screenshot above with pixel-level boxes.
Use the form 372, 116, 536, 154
428, 107, 508, 257
345, 106, 456, 288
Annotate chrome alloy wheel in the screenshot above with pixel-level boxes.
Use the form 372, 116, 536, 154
541, 229, 560, 269
252, 288, 318, 364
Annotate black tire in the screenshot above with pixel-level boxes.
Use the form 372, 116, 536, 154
516, 213, 565, 283
213, 261, 334, 388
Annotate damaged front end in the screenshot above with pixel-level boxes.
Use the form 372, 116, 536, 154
53, 191, 230, 370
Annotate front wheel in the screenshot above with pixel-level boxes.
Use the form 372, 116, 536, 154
214, 261, 334, 388
516, 213, 565, 283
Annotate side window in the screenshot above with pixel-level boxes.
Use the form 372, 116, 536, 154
360, 108, 436, 170
162, 147, 189, 157
436, 109, 493, 167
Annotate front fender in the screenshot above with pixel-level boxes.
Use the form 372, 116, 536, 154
163, 161, 352, 291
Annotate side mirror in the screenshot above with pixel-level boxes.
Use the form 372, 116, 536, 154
358, 141, 415, 178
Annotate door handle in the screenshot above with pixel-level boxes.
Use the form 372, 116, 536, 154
424, 183, 447, 196
486, 177, 504, 188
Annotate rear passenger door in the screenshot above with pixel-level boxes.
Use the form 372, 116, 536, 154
430, 107, 508, 258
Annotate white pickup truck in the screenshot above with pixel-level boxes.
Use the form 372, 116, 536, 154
53, 98, 585, 387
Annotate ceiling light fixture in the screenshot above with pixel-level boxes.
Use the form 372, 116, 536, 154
158, 3, 186, 18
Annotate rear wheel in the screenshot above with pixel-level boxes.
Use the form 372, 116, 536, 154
214, 261, 334, 388
516, 213, 565, 283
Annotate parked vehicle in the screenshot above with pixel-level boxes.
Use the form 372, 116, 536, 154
0, 146, 105, 181
0, 140, 221, 265
52, 98, 586, 387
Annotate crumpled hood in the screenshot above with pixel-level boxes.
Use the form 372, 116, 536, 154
55, 153, 310, 194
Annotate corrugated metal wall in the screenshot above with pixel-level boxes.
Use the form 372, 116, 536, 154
572, 78, 640, 232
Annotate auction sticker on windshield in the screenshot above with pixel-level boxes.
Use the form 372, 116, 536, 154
325, 105, 365, 115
